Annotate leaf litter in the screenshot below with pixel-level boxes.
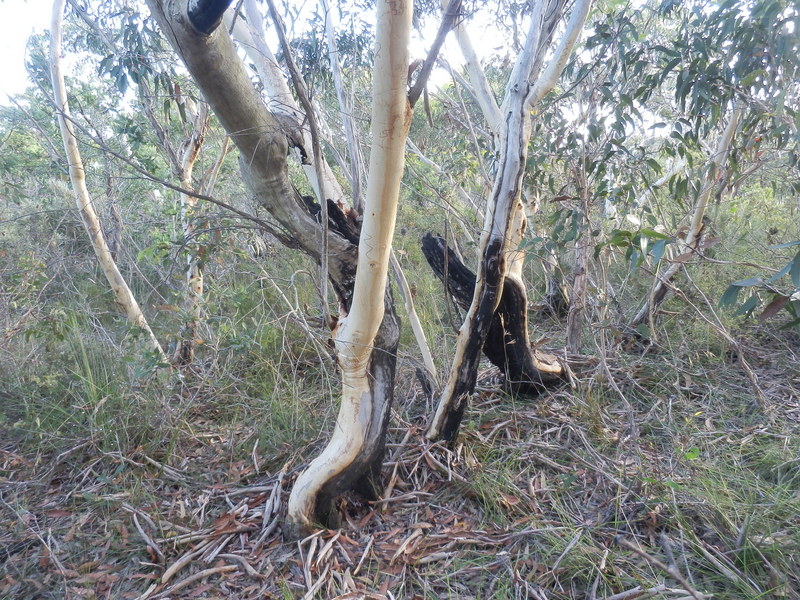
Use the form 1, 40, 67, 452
2, 346, 799, 599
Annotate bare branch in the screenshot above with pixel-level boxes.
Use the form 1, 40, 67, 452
526, 0, 594, 108
408, 0, 462, 108
264, 0, 332, 327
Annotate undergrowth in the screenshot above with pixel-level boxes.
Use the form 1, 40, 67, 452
2, 291, 798, 599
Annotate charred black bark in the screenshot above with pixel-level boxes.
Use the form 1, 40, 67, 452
536, 277, 569, 318
303, 196, 362, 246
312, 288, 400, 527
422, 233, 562, 397
187, 0, 231, 35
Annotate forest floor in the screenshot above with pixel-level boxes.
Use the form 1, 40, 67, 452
2, 325, 799, 600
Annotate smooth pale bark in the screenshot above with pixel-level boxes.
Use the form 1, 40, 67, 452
286, 0, 412, 532
50, 0, 166, 360
228, 1, 346, 208
427, 0, 592, 442
448, 2, 502, 134
145, 0, 413, 533
322, 0, 365, 211
630, 106, 743, 329
525, 0, 593, 109
146, 0, 358, 301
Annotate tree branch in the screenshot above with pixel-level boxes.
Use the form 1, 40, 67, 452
408, 0, 462, 108
265, 0, 333, 327
526, 0, 594, 109
449, 5, 502, 131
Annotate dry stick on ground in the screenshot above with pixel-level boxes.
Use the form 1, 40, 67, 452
131, 513, 165, 563
615, 536, 708, 600
151, 565, 238, 599
598, 584, 670, 600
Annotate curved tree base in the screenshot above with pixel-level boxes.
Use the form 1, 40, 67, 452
421, 233, 562, 396
284, 287, 401, 539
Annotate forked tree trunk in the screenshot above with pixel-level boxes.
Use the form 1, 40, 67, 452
145, 0, 413, 534
426, 94, 534, 442
50, 0, 166, 361
426, 0, 591, 442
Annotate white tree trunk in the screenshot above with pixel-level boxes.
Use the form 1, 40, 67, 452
286, 0, 412, 532
145, 0, 412, 532
50, 0, 166, 361
428, 0, 592, 441
173, 102, 210, 365
449, 3, 503, 135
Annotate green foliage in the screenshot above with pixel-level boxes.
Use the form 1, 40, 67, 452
719, 244, 800, 327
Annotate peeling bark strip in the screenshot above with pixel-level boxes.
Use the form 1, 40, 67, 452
422, 234, 561, 394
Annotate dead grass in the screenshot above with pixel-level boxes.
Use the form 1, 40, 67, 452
2, 323, 799, 600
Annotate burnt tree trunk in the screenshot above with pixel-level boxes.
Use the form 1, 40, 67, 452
422, 233, 562, 396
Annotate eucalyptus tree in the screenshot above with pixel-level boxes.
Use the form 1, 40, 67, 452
627, 0, 800, 330
423, 0, 799, 442
50, 0, 167, 361
140, 0, 461, 532
425, 0, 593, 442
